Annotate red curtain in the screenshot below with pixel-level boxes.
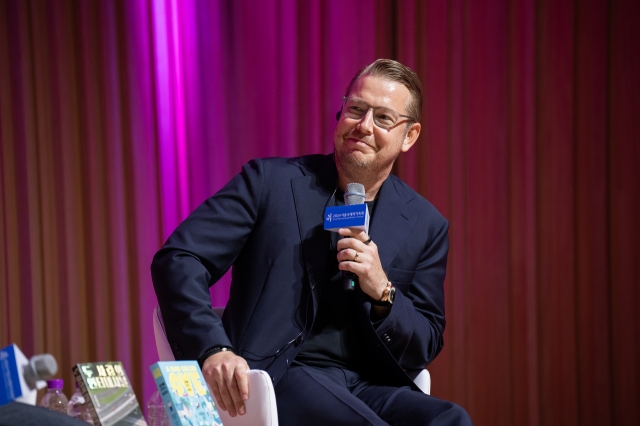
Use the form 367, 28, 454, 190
1, 1, 638, 424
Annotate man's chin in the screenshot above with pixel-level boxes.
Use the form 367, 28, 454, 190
337, 150, 373, 170
335, 148, 399, 181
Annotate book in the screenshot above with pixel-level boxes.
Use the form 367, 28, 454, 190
149, 361, 223, 426
72, 361, 147, 426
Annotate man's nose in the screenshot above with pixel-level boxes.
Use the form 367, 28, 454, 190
356, 108, 374, 134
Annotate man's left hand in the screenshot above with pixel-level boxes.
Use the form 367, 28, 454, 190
336, 228, 388, 302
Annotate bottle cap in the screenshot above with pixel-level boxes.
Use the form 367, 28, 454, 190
46, 379, 64, 389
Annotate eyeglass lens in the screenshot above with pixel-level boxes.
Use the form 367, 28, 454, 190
342, 98, 405, 130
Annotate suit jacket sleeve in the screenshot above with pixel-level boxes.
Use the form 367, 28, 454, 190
366, 214, 449, 371
151, 159, 264, 360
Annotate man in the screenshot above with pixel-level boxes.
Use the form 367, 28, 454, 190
152, 59, 472, 425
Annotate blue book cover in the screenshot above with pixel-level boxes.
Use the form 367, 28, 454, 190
150, 361, 223, 426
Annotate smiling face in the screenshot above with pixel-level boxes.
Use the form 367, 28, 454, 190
333, 74, 421, 185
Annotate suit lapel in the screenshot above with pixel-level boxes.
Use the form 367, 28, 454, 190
291, 156, 336, 287
369, 177, 417, 272
291, 158, 417, 284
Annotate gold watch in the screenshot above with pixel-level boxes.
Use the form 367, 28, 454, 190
372, 281, 395, 306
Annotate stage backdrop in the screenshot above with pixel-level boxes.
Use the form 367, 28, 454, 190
1, 0, 638, 425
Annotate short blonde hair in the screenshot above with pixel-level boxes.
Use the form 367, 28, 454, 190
344, 59, 422, 123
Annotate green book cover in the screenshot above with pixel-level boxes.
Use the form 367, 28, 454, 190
72, 361, 147, 426
150, 361, 223, 426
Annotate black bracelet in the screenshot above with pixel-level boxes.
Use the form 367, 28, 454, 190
198, 346, 234, 368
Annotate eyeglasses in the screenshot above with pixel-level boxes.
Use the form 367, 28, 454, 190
341, 96, 414, 130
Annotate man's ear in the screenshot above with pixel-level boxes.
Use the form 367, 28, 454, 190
401, 122, 421, 152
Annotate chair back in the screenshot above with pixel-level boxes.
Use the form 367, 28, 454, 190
153, 306, 175, 361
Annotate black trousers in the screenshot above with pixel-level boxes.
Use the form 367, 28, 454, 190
275, 364, 472, 426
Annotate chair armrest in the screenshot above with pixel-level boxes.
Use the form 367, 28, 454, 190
411, 369, 431, 394
218, 370, 279, 426
152, 306, 279, 425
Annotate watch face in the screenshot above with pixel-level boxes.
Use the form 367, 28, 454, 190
389, 286, 396, 304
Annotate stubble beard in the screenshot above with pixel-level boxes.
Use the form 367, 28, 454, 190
334, 139, 398, 185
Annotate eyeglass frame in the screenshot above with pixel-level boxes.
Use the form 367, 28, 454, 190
340, 96, 416, 130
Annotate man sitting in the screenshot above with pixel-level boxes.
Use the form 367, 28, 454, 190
152, 59, 472, 425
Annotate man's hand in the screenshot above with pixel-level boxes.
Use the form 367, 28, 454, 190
336, 228, 388, 302
201, 351, 250, 417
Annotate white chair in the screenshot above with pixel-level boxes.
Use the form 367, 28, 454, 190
153, 306, 279, 426
152, 306, 431, 425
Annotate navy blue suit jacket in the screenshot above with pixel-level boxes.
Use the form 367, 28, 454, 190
151, 154, 449, 390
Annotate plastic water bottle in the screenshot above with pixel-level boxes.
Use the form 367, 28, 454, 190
147, 388, 171, 426
68, 382, 94, 424
38, 379, 69, 415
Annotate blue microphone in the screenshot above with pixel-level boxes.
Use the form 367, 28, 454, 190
342, 183, 365, 291
323, 184, 369, 290
0, 344, 57, 406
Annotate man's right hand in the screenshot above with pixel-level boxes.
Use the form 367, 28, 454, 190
201, 351, 250, 417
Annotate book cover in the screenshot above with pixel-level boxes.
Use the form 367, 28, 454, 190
149, 361, 223, 426
72, 361, 147, 426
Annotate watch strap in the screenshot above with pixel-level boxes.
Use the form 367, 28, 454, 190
198, 346, 234, 367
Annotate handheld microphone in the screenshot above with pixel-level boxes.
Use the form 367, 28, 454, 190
0, 344, 58, 406
342, 183, 365, 291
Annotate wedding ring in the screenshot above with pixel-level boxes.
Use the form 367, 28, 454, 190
354, 251, 359, 262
